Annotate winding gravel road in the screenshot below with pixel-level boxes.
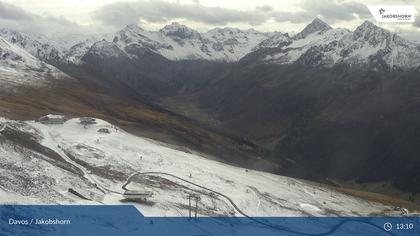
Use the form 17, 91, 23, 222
122, 171, 395, 236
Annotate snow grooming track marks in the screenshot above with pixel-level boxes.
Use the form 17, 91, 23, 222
122, 172, 397, 236
45, 136, 108, 194
16, 119, 120, 196
123, 171, 287, 230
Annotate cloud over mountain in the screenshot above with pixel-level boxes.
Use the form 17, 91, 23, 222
92, 0, 271, 27
91, 0, 375, 28
0, 1, 101, 39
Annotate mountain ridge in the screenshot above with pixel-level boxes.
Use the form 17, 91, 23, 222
75, 20, 420, 69
1, 19, 419, 70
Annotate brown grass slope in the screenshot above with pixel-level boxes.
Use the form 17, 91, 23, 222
0, 77, 280, 173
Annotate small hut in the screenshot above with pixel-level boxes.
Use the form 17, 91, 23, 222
121, 191, 153, 204
79, 117, 97, 125
97, 128, 110, 134
37, 114, 67, 124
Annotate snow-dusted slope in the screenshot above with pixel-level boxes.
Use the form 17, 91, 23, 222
63, 33, 115, 64
0, 36, 68, 93
0, 116, 410, 217
65, 42, 91, 64
262, 19, 420, 69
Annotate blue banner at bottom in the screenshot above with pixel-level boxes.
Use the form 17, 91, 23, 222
0, 205, 419, 236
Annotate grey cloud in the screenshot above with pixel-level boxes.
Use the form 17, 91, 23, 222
0, 2, 99, 40
93, 0, 269, 27
3, 0, 416, 41
93, 0, 376, 29
401, 30, 420, 42
43, 15, 79, 27
301, 0, 370, 22
256, 5, 274, 12
388, 25, 420, 43
272, 11, 315, 23
0, 1, 33, 20
93, 0, 330, 28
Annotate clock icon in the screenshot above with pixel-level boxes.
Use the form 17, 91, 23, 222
384, 222, 393, 231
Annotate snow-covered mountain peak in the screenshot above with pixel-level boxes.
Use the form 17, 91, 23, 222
161, 22, 192, 30
92, 39, 111, 48
261, 20, 420, 69
160, 22, 201, 40
308, 17, 332, 30
1, 19, 411, 68
0, 24, 286, 63
207, 27, 259, 36
355, 20, 378, 31
123, 24, 145, 32
350, 20, 407, 52
115, 24, 151, 44
253, 32, 291, 51
117, 24, 148, 40
294, 18, 332, 39
0, 36, 68, 92
82, 23, 283, 62
353, 20, 390, 41
0, 29, 62, 62
0, 36, 45, 66
204, 27, 269, 45
88, 39, 126, 58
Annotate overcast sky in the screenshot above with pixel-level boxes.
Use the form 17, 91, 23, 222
1, 0, 419, 41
